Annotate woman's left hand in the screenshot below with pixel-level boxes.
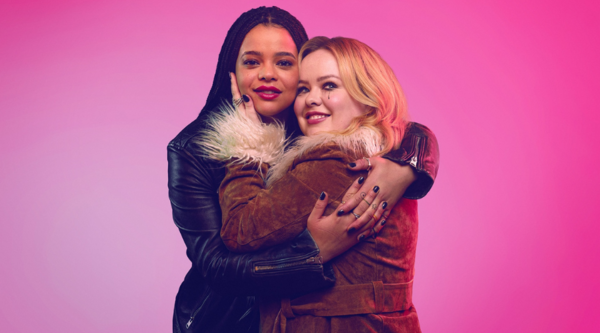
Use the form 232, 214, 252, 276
230, 72, 261, 125
338, 157, 417, 231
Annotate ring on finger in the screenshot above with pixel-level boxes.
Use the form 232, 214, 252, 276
362, 198, 371, 206
232, 97, 243, 107
364, 157, 372, 172
351, 211, 360, 219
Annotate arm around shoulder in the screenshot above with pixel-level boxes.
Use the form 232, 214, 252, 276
383, 122, 440, 199
168, 136, 334, 297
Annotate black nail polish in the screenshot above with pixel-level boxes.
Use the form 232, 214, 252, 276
381, 219, 386, 226
348, 162, 356, 168
358, 177, 364, 185
358, 234, 365, 241
337, 209, 344, 216
373, 186, 380, 193
372, 232, 377, 239
382, 201, 387, 209
348, 227, 355, 233
319, 192, 326, 200
242, 94, 250, 103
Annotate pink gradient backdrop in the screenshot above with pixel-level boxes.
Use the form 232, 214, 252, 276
1, 0, 599, 332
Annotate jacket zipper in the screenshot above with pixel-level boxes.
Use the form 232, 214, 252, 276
409, 137, 420, 168
254, 255, 323, 272
186, 305, 204, 329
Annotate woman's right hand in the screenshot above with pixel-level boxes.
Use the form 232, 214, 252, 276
307, 177, 389, 263
230, 72, 261, 125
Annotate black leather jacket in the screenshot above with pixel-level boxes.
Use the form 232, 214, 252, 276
168, 119, 439, 333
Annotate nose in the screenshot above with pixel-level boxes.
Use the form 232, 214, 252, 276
259, 62, 276, 81
306, 88, 321, 107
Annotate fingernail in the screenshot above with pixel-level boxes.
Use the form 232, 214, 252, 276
381, 201, 387, 209
372, 232, 377, 239
348, 162, 356, 168
373, 186, 380, 193
358, 234, 365, 241
358, 176, 364, 185
381, 219, 386, 226
242, 95, 250, 102
337, 209, 344, 216
319, 192, 326, 200
348, 227, 355, 233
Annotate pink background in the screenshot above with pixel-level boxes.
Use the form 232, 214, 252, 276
1, 0, 599, 332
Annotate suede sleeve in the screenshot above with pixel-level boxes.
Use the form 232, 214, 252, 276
168, 139, 334, 296
219, 149, 359, 253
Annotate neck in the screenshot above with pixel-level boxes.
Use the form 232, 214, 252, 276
260, 109, 289, 124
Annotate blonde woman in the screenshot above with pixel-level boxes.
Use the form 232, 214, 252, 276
202, 36, 427, 332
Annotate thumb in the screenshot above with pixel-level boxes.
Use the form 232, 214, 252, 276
308, 192, 328, 226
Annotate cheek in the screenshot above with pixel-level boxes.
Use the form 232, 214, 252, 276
294, 97, 304, 117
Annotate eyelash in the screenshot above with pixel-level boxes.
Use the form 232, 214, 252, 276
296, 82, 337, 95
323, 82, 337, 90
297, 86, 308, 95
242, 59, 294, 67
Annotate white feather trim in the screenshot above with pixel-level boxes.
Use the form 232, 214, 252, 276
266, 127, 383, 187
197, 102, 287, 165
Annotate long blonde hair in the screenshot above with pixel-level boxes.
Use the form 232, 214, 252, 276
298, 36, 408, 155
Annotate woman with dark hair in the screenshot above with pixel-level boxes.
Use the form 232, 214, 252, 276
168, 6, 438, 333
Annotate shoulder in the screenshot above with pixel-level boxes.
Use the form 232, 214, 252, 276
168, 116, 206, 152
406, 122, 436, 138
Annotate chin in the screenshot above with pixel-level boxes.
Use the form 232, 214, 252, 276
256, 104, 288, 119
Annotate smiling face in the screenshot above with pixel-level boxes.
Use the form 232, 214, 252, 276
235, 24, 299, 120
294, 49, 369, 136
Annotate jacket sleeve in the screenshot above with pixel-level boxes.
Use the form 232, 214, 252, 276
383, 122, 440, 199
168, 141, 335, 297
219, 155, 355, 253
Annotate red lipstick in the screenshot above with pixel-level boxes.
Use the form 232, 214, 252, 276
254, 86, 282, 100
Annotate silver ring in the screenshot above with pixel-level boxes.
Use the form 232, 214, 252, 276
364, 157, 371, 171
232, 97, 243, 107
352, 211, 360, 219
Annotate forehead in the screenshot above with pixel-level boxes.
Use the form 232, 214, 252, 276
238, 25, 297, 55
299, 49, 339, 79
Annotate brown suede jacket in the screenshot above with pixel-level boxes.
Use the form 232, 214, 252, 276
201, 109, 425, 332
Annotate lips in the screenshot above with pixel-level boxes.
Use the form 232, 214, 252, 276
305, 111, 330, 125
254, 86, 282, 101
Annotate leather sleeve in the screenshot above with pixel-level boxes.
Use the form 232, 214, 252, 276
383, 122, 440, 199
168, 140, 335, 297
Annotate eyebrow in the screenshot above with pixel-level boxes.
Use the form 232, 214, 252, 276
298, 75, 341, 85
317, 75, 340, 82
240, 51, 297, 59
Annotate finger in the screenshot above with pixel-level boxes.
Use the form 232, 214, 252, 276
230, 72, 242, 101
308, 192, 329, 224
352, 185, 380, 217
371, 200, 388, 224
373, 210, 391, 234
347, 158, 370, 171
240, 94, 261, 124
346, 186, 381, 231
337, 176, 365, 214
357, 227, 373, 242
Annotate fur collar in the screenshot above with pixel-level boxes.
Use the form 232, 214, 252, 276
197, 102, 383, 186
197, 102, 287, 166
266, 127, 382, 186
